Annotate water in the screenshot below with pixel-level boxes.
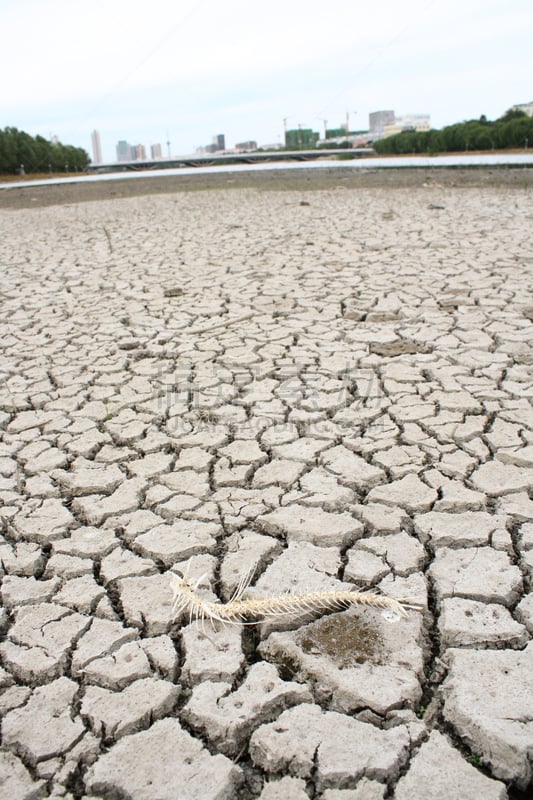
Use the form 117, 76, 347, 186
1, 152, 532, 190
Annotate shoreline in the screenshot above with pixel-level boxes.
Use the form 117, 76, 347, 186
0, 164, 531, 210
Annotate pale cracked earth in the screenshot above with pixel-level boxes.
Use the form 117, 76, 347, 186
0, 180, 532, 800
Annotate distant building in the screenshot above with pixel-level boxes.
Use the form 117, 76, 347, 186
214, 134, 225, 151
151, 143, 163, 159
116, 140, 131, 161
512, 101, 533, 117
369, 110, 395, 137
91, 130, 103, 164
285, 128, 319, 148
383, 114, 431, 138
134, 144, 146, 160
235, 140, 257, 151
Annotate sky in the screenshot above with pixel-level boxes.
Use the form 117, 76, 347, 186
2, 0, 532, 163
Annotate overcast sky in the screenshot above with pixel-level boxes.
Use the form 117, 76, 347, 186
2, 0, 531, 162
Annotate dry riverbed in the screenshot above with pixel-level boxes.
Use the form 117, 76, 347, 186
0, 168, 532, 798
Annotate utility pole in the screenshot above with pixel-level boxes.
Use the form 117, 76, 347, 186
166, 131, 171, 158
298, 123, 303, 150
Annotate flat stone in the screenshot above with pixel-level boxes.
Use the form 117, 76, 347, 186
344, 549, 389, 585
296, 467, 354, 510
81, 641, 153, 689
439, 598, 529, 649
2, 677, 86, 766
118, 572, 176, 635
220, 529, 282, 600
7, 410, 58, 433
253, 459, 306, 488
182, 662, 311, 755
250, 703, 410, 789
85, 718, 242, 800
160, 469, 210, 497
0, 541, 43, 575
181, 621, 245, 685
321, 445, 385, 489
273, 437, 329, 462
428, 473, 486, 512
470, 462, 533, 496
213, 457, 253, 487
366, 474, 437, 513
126, 452, 174, 478
0, 749, 46, 800
24, 447, 69, 475
53, 461, 124, 496
0, 685, 32, 716
258, 504, 363, 547
429, 547, 523, 606
53, 575, 106, 614
497, 491, 533, 521
72, 477, 146, 525
0, 639, 61, 683
253, 540, 342, 596
71, 618, 139, 677
81, 677, 178, 740
100, 547, 157, 583
353, 503, 409, 533
12, 499, 74, 543
442, 643, 533, 789
44, 553, 94, 579
134, 520, 219, 566
260, 606, 423, 715
353, 532, 426, 576
414, 511, 508, 548
0, 575, 61, 609
2, 603, 91, 681
219, 439, 268, 464
139, 635, 179, 681
52, 527, 118, 558
394, 730, 508, 800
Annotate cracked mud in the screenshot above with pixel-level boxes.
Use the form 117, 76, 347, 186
0, 172, 532, 799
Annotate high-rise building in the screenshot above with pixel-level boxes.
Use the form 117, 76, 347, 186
213, 134, 225, 151
151, 143, 163, 159
134, 144, 146, 160
91, 130, 103, 164
369, 110, 395, 137
285, 128, 319, 148
116, 140, 131, 161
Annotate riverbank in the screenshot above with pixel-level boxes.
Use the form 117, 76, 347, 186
0, 163, 532, 209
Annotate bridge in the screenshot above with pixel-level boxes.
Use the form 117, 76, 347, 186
87, 148, 374, 174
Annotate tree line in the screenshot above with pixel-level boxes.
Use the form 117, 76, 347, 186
0, 127, 89, 174
373, 109, 533, 155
